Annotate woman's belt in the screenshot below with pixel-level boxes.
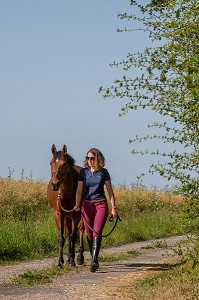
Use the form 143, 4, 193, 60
84, 199, 106, 203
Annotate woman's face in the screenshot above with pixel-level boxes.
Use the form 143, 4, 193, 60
86, 152, 96, 168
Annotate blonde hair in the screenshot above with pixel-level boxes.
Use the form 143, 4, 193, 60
84, 148, 105, 170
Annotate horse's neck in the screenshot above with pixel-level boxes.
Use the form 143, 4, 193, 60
73, 165, 82, 173
62, 169, 77, 193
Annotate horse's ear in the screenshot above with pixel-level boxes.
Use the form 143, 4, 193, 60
51, 144, 56, 154
62, 145, 67, 155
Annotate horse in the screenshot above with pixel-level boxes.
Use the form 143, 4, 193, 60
47, 144, 84, 266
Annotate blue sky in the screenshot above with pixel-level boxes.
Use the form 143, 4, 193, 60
0, 0, 175, 189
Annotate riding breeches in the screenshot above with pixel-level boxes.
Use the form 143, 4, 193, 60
82, 200, 108, 239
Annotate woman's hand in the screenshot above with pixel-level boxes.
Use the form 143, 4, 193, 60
111, 206, 118, 218
74, 205, 81, 211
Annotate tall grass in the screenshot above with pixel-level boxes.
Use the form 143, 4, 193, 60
103, 187, 188, 246
0, 178, 198, 264
0, 178, 57, 262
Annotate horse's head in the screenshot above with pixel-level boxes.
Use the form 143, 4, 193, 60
50, 144, 70, 191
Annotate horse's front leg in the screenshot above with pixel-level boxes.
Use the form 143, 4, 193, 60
76, 218, 85, 265
65, 218, 76, 266
69, 233, 77, 266
56, 213, 65, 266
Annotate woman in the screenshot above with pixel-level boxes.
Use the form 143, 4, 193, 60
74, 148, 118, 272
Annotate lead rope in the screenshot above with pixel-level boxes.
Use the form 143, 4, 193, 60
81, 211, 122, 238
58, 188, 75, 213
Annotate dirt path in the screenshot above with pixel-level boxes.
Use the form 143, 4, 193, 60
0, 235, 188, 300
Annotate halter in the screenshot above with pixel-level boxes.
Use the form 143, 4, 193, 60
50, 166, 69, 190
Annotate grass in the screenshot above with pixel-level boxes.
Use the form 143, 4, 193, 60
1, 178, 199, 296
132, 240, 199, 300
0, 178, 198, 264
141, 240, 169, 249
132, 261, 199, 300
11, 264, 76, 285
99, 249, 139, 262
0, 216, 58, 263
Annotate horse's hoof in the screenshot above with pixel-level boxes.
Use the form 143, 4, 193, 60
57, 264, 63, 269
57, 262, 64, 268
67, 261, 76, 267
77, 255, 84, 265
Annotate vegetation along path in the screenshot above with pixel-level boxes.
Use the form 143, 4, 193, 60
0, 235, 188, 300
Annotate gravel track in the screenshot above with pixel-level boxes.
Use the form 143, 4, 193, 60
0, 235, 188, 300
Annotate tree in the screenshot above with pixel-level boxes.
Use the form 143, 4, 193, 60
99, 0, 199, 218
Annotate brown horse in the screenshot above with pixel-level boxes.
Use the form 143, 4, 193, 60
47, 144, 84, 266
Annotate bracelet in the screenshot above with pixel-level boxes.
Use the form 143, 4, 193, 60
112, 206, 117, 209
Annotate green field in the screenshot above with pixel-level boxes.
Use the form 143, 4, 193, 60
1, 178, 199, 298
0, 177, 197, 263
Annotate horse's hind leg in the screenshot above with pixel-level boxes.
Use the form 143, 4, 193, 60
68, 233, 77, 266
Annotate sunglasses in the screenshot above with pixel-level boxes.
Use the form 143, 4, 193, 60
86, 156, 95, 161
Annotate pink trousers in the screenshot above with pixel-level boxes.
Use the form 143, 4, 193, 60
82, 200, 108, 240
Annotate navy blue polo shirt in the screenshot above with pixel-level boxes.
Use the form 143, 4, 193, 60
78, 168, 111, 200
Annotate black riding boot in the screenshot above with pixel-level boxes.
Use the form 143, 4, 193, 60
90, 235, 102, 273
87, 237, 93, 256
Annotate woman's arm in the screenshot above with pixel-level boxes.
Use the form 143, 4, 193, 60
105, 180, 118, 217
74, 181, 84, 211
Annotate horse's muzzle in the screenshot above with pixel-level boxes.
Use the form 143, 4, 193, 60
50, 180, 61, 191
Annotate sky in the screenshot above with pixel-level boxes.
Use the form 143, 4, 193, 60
0, 0, 176, 189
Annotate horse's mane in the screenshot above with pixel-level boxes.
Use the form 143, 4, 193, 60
67, 153, 76, 166
54, 151, 76, 166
